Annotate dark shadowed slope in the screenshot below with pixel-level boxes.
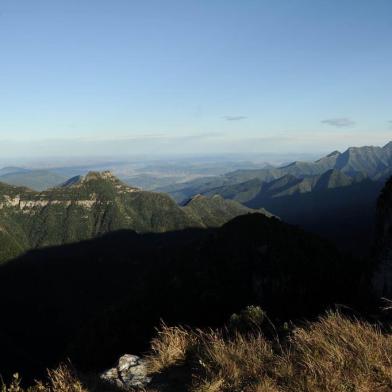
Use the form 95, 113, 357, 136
246, 178, 384, 255
372, 177, 392, 298
0, 213, 367, 380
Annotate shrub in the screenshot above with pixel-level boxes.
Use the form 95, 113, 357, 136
228, 306, 268, 332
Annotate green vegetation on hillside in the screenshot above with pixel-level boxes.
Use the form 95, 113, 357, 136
0, 171, 266, 264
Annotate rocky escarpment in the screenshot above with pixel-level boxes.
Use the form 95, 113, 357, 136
372, 177, 392, 298
0, 171, 268, 263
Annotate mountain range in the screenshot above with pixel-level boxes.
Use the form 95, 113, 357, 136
1, 142, 391, 256
157, 142, 392, 254
0, 171, 264, 264
0, 144, 391, 382
160, 141, 392, 203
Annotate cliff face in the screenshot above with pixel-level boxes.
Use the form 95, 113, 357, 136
372, 177, 392, 297
0, 171, 267, 264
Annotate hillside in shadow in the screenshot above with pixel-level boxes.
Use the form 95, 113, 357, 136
246, 179, 385, 255
0, 214, 373, 382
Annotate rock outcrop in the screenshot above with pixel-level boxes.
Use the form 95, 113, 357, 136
100, 354, 151, 390
0, 171, 269, 263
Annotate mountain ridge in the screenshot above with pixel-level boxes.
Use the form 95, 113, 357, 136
160, 141, 392, 203
0, 171, 267, 264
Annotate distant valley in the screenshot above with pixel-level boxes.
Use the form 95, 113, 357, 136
1, 142, 391, 256
0, 157, 272, 191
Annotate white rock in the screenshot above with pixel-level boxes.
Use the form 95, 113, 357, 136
100, 354, 152, 390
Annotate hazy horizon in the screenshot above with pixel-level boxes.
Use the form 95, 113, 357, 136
0, 138, 391, 171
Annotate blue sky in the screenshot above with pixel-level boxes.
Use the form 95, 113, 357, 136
0, 0, 391, 158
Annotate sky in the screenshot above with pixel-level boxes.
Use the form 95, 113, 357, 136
0, 0, 391, 159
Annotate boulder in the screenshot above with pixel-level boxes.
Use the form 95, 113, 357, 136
100, 354, 151, 390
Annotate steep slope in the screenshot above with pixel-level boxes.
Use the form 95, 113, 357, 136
278, 150, 340, 177
201, 178, 264, 204
182, 171, 379, 255
262, 174, 301, 194
161, 141, 392, 204
204, 169, 354, 206
384, 141, 392, 163
161, 176, 232, 204
0, 213, 363, 378
0, 171, 266, 263
313, 169, 353, 191
249, 178, 384, 255
265, 174, 317, 197
335, 145, 390, 176
372, 177, 392, 298
183, 194, 272, 226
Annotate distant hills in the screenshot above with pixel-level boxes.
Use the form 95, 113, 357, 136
156, 142, 392, 254
202, 169, 362, 204
0, 166, 30, 176
0, 141, 391, 255
0, 158, 270, 192
0, 171, 265, 264
0, 167, 67, 190
160, 141, 392, 203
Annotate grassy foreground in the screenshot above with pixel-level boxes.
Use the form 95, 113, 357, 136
2, 312, 392, 392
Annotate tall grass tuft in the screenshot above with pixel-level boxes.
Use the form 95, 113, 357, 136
146, 323, 198, 373
145, 311, 392, 392
1, 365, 87, 392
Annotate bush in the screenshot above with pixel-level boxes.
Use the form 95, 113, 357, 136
228, 306, 268, 332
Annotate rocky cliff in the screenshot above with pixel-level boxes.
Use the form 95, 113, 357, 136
0, 171, 266, 263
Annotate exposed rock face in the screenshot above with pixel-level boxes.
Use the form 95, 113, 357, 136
0, 171, 269, 263
100, 354, 151, 390
372, 177, 392, 298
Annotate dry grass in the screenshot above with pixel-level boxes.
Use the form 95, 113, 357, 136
194, 331, 276, 392
1, 365, 87, 392
145, 323, 198, 373
145, 311, 392, 392
284, 312, 392, 392
3, 312, 392, 392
